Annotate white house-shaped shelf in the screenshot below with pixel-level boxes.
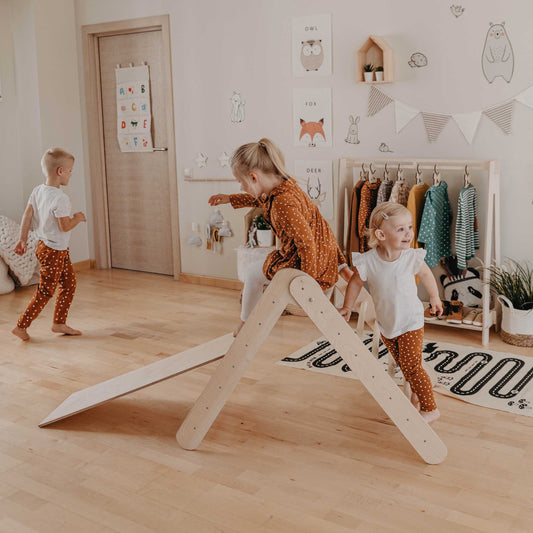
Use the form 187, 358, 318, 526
356, 35, 394, 83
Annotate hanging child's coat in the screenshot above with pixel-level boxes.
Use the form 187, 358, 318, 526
418, 181, 453, 268
455, 184, 479, 270
407, 182, 429, 249
346, 178, 365, 266
358, 179, 381, 252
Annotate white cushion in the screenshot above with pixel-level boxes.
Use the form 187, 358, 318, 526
0, 256, 15, 294
0, 215, 38, 286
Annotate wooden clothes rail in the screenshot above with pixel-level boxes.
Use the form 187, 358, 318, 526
338, 157, 501, 346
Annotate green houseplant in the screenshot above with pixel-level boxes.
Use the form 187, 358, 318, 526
487, 259, 533, 346
363, 63, 374, 82
253, 214, 273, 247
375, 65, 384, 81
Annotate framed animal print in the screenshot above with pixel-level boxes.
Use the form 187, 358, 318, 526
292, 13, 332, 77
293, 88, 332, 148
294, 160, 334, 219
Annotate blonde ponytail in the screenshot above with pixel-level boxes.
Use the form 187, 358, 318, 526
231, 138, 294, 181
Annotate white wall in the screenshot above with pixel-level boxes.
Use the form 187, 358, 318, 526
74, 0, 533, 281
0, 0, 89, 262
4, 0, 531, 277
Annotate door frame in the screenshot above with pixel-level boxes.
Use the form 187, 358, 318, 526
82, 15, 181, 278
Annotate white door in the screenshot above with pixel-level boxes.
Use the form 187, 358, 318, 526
99, 30, 173, 275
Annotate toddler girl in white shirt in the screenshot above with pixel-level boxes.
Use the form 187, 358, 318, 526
340, 202, 443, 423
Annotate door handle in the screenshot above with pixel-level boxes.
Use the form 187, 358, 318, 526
153, 147, 168, 151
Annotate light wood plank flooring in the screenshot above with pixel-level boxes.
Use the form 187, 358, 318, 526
1, 269, 532, 532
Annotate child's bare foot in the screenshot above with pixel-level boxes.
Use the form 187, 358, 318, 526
420, 408, 440, 424
410, 391, 420, 410
233, 320, 245, 337
51, 324, 82, 336
12, 326, 30, 341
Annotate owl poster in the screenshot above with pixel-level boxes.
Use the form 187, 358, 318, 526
293, 88, 332, 148
294, 160, 333, 219
292, 14, 332, 77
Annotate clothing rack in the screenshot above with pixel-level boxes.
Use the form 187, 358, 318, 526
338, 157, 501, 346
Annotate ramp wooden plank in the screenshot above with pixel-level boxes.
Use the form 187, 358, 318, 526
39, 333, 234, 427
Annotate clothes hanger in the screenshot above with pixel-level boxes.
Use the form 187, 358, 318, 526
464, 165, 471, 187
433, 164, 441, 186
361, 163, 369, 181
383, 162, 391, 182
415, 163, 424, 186
396, 163, 404, 182
369, 163, 378, 184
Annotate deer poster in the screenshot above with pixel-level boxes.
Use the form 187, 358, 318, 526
293, 88, 332, 148
294, 160, 333, 219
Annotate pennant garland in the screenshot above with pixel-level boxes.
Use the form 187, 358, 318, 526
394, 101, 419, 133
367, 85, 533, 143
483, 101, 514, 135
368, 85, 393, 117
421, 112, 451, 142
452, 111, 482, 145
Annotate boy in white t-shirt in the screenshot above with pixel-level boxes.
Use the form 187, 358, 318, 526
11, 148, 86, 341
340, 202, 443, 423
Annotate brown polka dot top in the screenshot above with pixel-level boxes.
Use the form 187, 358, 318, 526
230, 178, 345, 289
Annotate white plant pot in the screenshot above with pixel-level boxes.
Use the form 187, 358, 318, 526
497, 295, 533, 335
375, 71, 383, 81
256, 229, 273, 247
364, 71, 374, 82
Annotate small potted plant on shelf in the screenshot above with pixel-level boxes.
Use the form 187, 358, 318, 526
375, 65, 384, 82
487, 259, 533, 346
253, 214, 273, 247
363, 63, 374, 82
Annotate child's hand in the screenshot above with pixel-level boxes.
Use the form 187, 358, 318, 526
13, 240, 27, 256
429, 296, 444, 317
339, 306, 352, 322
73, 212, 86, 223
208, 194, 230, 206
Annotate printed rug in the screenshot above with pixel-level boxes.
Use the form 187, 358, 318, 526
277, 333, 533, 417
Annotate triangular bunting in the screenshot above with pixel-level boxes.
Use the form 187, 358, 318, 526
515, 85, 533, 109
483, 101, 514, 135
421, 112, 451, 142
452, 111, 482, 144
368, 86, 393, 117
395, 101, 419, 133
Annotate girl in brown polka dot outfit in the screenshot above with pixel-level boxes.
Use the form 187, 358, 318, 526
340, 202, 443, 423
209, 138, 352, 337
12, 148, 86, 341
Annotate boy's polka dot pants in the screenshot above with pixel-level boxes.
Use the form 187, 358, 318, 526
17, 241, 77, 329
381, 327, 437, 412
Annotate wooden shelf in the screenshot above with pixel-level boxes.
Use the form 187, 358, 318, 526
184, 178, 235, 182
356, 35, 394, 83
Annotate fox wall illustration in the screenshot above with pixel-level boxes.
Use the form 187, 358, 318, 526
299, 118, 326, 147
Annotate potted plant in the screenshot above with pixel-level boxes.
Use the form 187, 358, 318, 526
487, 259, 533, 346
375, 65, 384, 82
363, 63, 374, 82
253, 214, 273, 247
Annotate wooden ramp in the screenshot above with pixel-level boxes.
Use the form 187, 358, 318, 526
39, 334, 233, 427
41, 269, 446, 464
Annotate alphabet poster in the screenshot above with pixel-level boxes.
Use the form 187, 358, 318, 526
294, 160, 333, 219
292, 13, 332, 77
293, 88, 332, 148
115, 65, 153, 152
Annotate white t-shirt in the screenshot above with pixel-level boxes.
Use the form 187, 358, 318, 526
352, 248, 427, 339
28, 184, 72, 250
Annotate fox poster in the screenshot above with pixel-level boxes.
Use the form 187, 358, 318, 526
293, 88, 332, 148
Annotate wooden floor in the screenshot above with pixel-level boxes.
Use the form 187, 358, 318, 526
1, 269, 532, 532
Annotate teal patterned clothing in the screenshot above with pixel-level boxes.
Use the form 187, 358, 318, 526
418, 181, 453, 268
455, 184, 479, 270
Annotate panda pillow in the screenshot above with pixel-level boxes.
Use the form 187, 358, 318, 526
440, 267, 483, 308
